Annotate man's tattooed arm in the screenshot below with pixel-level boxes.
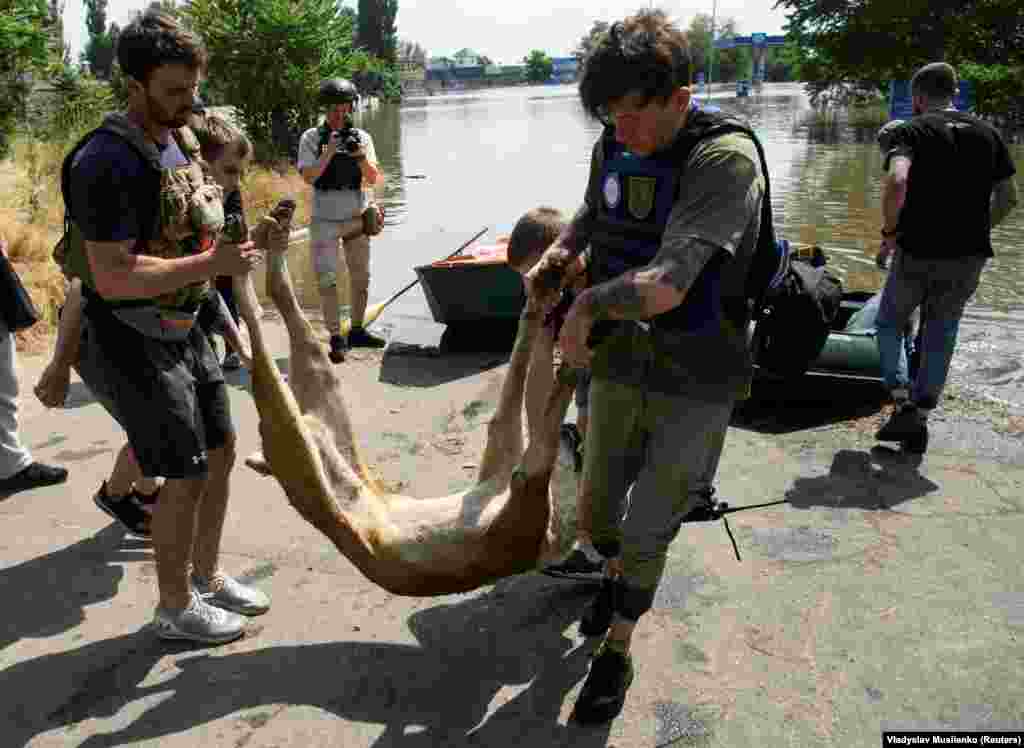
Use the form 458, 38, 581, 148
580, 236, 721, 321
555, 202, 593, 258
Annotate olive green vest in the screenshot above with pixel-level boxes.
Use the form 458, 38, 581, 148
55, 113, 225, 312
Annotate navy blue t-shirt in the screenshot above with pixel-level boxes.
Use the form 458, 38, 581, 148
69, 133, 188, 243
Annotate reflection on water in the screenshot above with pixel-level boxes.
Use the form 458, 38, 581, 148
274, 82, 1024, 407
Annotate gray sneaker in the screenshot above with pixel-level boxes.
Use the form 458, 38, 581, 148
192, 571, 271, 616
153, 591, 246, 644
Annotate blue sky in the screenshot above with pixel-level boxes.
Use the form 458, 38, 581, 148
64, 0, 790, 67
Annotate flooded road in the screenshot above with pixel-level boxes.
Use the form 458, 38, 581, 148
272, 82, 1024, 410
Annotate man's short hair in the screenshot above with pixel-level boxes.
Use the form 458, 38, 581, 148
507, 207, 566, 270
578, 10, 692, 122
911, 62, 958, 100
190, 113, 252, 163
117, 9, 208, 84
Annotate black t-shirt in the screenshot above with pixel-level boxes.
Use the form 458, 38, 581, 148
885, 111, 1016, 259
70, 133, 188, 243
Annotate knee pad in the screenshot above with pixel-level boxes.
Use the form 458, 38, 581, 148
318, 271, 338, 290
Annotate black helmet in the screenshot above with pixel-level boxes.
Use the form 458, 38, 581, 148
318, 78, 359, 106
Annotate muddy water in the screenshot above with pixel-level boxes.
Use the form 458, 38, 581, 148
270, 82, 1024, 410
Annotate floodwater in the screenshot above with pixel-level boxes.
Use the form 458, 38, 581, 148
276, 82, 1024, 410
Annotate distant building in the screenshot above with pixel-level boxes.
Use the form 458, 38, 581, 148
452, 48, 486, 68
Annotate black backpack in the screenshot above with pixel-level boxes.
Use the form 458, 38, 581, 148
753, 254, 842, 377
698, 112, 842, 378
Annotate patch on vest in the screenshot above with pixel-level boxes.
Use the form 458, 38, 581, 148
603, 172, 621, 210
626, 176, 657, 220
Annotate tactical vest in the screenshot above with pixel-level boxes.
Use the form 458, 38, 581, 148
589, 104, 761, 332
55, 113, 224, 316
313, 125, 362, 191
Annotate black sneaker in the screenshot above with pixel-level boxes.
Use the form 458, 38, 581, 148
571, 643, 635, 725
542, 548, 604, 582
876, 402, 926, 443
579, 576, 617, 637
0, 462, 68, 493
328, 334, 347, 363
902, 424, 929, 455
348, 326, 387, 348
93, 481, 151, 537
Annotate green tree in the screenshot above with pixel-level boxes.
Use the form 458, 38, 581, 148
186, 0, 378, 159
775, 0, 1024, 113
523, 49, 552, 83
0, 0, 52, 156
573, 20, 609, 64
357, 0, 398, 62
81, 0, 119, 79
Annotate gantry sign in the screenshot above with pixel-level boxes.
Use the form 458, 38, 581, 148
713, 33, 787, 84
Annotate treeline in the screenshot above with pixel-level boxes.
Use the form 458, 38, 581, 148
0, 0, 410, 160
776, 0, 1023, 127
573, 16, 800, 84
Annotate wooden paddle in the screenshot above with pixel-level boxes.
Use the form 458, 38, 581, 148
339, 226, 489, 336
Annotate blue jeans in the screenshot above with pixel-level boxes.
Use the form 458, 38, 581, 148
875, 251, 986, 410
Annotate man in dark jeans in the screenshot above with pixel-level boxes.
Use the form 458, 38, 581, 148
874, 62, 1018, 453
65, 10, 269, 644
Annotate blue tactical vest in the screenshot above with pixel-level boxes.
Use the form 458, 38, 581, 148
313, 124, 362, 191
588, 103, 758, 331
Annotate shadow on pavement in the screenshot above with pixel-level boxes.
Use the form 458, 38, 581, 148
4, 574, 614, 748
786, 448, 937, 511
0, 524, 145, 652
734, 373, 887, 435
380, 351, 509, 388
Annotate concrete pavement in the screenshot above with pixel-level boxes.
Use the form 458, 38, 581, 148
2, 318, 1023, 747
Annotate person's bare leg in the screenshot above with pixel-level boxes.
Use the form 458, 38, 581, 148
575, 410, 592, 545
319, 284, 341, 337
344, 235, 371, 328
150, 476, 205, 610
191, 442, 236, 579
106, 443, 140, 497
107, 443, 162, 497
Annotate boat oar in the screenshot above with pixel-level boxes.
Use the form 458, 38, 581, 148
340, 226, 489, 337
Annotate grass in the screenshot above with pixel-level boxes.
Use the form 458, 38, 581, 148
0, 136, 313, 352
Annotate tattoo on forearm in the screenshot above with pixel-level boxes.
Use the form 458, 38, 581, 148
558, 203, 593, 256
655, 237, 720, 294
585, 275, 648, 320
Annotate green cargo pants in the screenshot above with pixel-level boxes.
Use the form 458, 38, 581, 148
584, 373, 735, 621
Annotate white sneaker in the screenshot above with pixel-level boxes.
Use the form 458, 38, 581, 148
192, 571, 271, 616
153, 591, 246, 644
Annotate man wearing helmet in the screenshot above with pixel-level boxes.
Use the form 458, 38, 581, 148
297, 78, 386, 362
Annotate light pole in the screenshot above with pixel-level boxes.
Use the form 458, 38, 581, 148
707, 0, 718, 96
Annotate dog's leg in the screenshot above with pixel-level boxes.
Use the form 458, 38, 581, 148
475, 307, 548, 483
262, 230, 382, 496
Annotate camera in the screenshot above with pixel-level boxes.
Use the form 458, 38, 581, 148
332, 117, 362, 155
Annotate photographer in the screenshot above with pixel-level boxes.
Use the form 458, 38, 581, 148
297, 77, 385, 363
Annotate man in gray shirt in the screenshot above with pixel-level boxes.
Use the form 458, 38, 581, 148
297, 78, 385, 362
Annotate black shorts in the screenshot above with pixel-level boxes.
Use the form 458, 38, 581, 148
79, 304, 234, 479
